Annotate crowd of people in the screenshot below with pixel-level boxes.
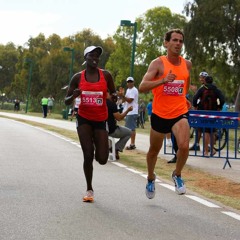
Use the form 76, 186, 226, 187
62, 28, 229, 203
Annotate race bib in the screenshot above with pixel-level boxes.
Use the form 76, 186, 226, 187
163, 80, 184, 96
81, 91, 103, 106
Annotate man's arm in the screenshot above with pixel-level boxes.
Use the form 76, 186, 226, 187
139, 58, 178, 93
122, 95, 134, 104
113, 106, 133, 121
139, 58, 165, 93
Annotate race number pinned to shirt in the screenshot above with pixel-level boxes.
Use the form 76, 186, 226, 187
81, 91, 103, 106
163, 80, 184, 96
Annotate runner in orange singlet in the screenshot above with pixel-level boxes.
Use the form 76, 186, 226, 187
65, 46, 116, 202
139, 29, 192, 197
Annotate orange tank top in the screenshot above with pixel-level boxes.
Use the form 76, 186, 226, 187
152, 56, 189, 119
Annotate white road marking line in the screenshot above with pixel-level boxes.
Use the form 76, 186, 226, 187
221, 211, 240, 221
14, 121, 240, 222
185, 195, 221, 208
159, 183, 175, 191
111, 162, 127, 168
140, 174, 148, 179
126, 168, 143, 174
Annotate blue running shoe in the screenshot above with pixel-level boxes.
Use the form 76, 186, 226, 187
145, 174, 156, 199
172, 171, 186, 195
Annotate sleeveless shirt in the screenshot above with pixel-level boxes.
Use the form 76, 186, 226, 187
152, 56, 189, 119
78, 69, 108, 121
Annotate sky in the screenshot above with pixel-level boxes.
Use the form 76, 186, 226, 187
0, 0, 188, 46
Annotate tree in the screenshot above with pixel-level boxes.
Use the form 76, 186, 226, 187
0, 43, 19, 98
184, 0, 240, 102
106, 7, 187, 88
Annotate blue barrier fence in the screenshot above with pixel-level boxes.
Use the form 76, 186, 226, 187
164, 110, 240, 169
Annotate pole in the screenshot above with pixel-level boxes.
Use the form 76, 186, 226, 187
63, 47, 75, 120
70, 49, 75, 80
25, 60, 33, 113
66, 49, 74, 120
130, 22, 137, 77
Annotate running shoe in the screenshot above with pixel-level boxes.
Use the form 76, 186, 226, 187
172, 171, 186, 195
126, 144, 136, 150
167, 155, 177, 164
83, 190, 94, 202
189, 144, 200, 151
145, 174, 156, 199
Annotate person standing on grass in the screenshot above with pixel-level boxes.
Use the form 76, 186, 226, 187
146, 98, 152, 122
139, 29, 192, 198
119, 77, 139, 150
70, 96, 81, 121
41, 96, 48, 118
64, 46, 116, 203
47, 95, 54, 115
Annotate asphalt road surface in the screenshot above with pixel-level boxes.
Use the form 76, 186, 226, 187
0, 118, 239, 240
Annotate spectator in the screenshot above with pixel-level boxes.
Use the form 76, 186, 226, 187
107, 92, 132, 159
47, 95, 54, 115
189, 71, 209, 151
41, 96, 48, 118
146, 98, 153, 121
119, 77, 139, 150
193, 75, 225, 157
70, 96, 81, 121
138, 99, 146, 128
14, 99, 20, 112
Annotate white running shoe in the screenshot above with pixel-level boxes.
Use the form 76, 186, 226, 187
172, 172, 186, 195
145, 174, 156, 199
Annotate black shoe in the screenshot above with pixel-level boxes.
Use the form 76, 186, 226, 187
189, 144, 200, 151
126, 144, 136, 150
168, 155, 177, 164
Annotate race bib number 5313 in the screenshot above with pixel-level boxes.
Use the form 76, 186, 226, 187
81, 91, 103, 106
163, 80, 184, 96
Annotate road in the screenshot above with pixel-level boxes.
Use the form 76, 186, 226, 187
1, 111, 239, 183
0, 118, 239, 240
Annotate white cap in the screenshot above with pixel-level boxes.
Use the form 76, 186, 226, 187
126, 76, 134, 82
84, 46, 103, 57
199, 72, 208, 77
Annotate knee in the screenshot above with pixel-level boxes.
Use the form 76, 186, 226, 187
148, 146, 161, 158
96, 157, 108, 165
95, 151, 108, 165
177, 143, 189, 152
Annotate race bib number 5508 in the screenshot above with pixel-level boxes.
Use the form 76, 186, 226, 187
163, 80, 184, 96
81, 91, 103, 106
